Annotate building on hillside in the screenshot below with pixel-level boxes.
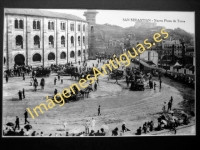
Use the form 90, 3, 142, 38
3, 9, 89, 69
134, 21, 157, 29
161, 39, 183, 55
169, 62, 194, 75
154, 38, 194, 70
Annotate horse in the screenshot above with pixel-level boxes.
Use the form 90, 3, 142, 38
79, 86, 93, 98
71, 72, 81, 80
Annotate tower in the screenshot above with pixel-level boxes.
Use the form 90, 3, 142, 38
83, 10, 98, 58
83, 10, 98, 25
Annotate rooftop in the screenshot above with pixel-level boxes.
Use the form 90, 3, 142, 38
186, 46, 194, 52
5, 8, 87, 22
162, 40, 181, 45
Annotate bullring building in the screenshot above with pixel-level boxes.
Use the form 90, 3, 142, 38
3, 9, 89, 69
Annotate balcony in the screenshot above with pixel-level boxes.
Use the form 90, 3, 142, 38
61, 44, 65, 48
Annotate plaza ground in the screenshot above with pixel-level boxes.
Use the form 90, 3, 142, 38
3, 60, 195, 136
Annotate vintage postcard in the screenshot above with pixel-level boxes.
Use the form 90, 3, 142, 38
2, 9, 195, 137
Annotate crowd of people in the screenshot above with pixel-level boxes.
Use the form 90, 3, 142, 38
112, 123, 131, 136
135, 95, 193, 135
3, 57, 194, 136
4, 64, 32, 78
3, 114, 108, 137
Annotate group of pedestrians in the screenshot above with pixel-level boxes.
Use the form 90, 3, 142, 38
4, 65, 32, 78
162, 96, 173, 113
136, 121, 154, 135
11, 110, 29, 132
18, 88, 25, 100
112, 123, 131, 136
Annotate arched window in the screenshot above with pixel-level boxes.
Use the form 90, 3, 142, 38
19, 20, 23, 29
61, 36, 65, 47
70, 51, 75, 58
15, 19, 18, 29
48, 22, 50, 30
37, 21, 40, 29
34, 35, 40, 48
78, 24, 81, 31
60, 23, 62, 30
71, 36, 74, 46
32, 53, 41, 62
70, 24, 74, 31
16, 35, 23, 48
33, 21, 36, 29
48, 52, 55, 60
78, 36, 80, 46
60, 22, 65, 30
91, 26, 94, 32
60, 52, 66, 59
51, 22, 54, 30
49, 36, 54, 48
4, 57, 6, 65
14, 54, 25, 65
78, 50, 81, 57
83, 36, 85, 44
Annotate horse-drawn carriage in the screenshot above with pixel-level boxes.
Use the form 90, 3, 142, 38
109, 69, 124, 79
57, 66, 76, 76
130, 81, 144, 91
50, 64, 63, 72
50, 85, 93, 103
129, 75, 145, 91
34, 68, 51, 77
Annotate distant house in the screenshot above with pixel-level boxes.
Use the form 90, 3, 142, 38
169, 61, 194, 75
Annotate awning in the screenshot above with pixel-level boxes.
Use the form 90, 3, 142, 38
139, 60, 161, 70
173, 62, 182, 67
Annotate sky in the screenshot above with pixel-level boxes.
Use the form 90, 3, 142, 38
45, 9, 195, 34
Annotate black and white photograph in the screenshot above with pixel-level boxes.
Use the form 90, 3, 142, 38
2, 8, 195, 137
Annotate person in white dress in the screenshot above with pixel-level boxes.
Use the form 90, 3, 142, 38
24, 129, 30, 136
91, 118, 96, 131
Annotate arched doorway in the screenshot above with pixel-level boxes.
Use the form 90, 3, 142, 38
70, 51, 75, 58
48, 52, 55, 60
14, 54, 25, 65
60, 52, 66, 59
32, 53, 42, 62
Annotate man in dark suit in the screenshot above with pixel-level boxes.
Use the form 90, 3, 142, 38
22, 88, 25, 99
6, 75, 8, 83
24, 110, 29, 124
15, 116, 20, 131
18, 90, 22, 100
98, 105, 101, 116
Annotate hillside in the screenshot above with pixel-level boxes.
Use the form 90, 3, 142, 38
93, 24, 194, 45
